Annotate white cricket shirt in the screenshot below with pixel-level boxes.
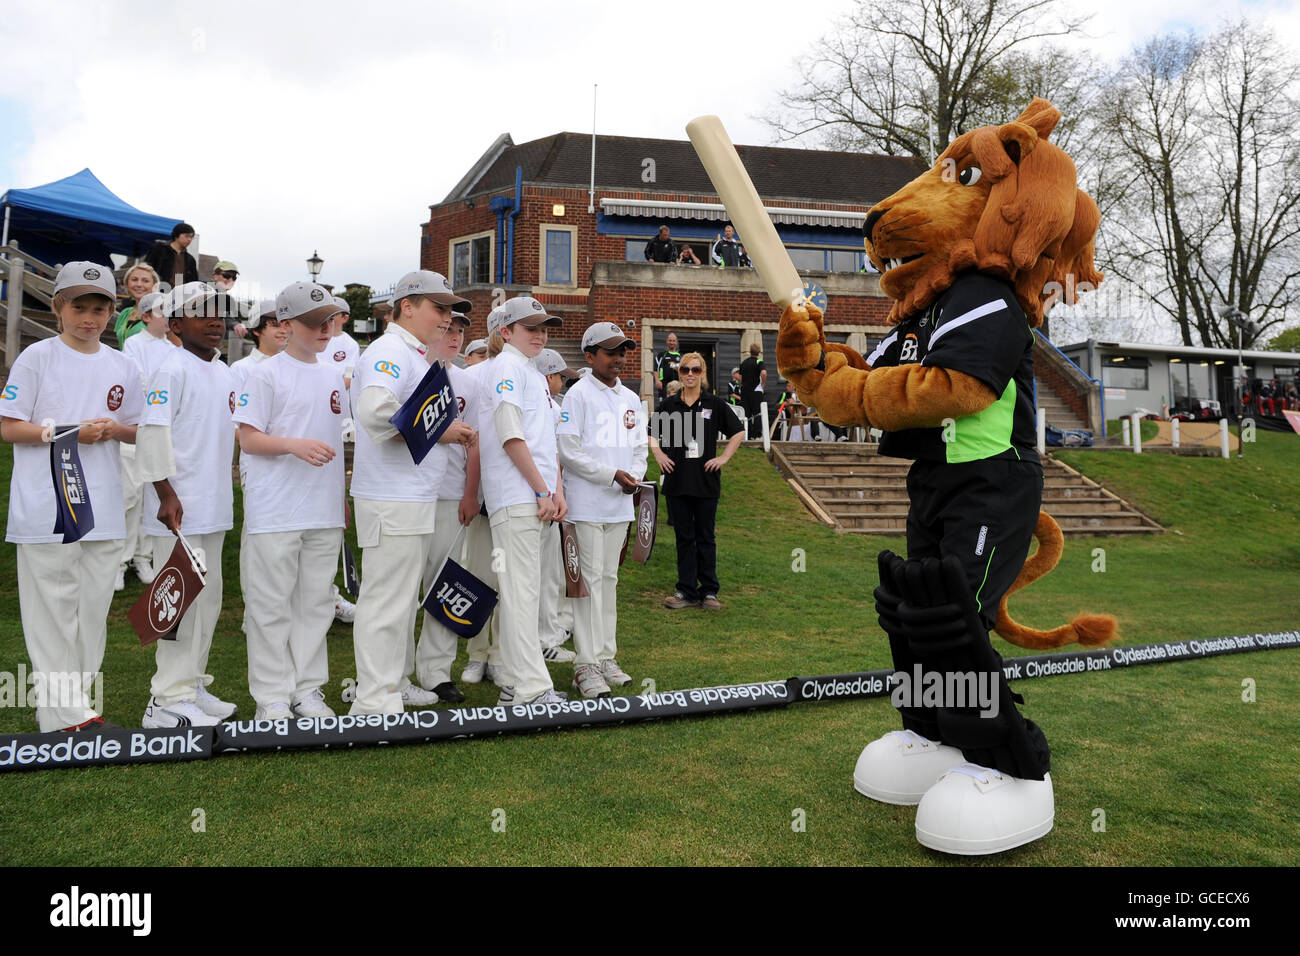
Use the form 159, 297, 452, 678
233, 351, 347, 534
557, 373, 648, 523
480, 343, 558, 513
2, 337, 144, 543
140, 348, 236, 536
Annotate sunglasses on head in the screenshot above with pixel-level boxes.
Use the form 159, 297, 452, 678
680, 365, 703, 374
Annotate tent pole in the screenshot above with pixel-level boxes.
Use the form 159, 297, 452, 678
1, 204, 10, 250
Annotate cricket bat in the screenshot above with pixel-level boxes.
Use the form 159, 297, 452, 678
686, 115, 805, 310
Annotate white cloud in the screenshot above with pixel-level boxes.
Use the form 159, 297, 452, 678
2, 0, 1296, 297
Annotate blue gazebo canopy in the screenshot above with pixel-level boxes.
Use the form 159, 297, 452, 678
1, 168, 182, 266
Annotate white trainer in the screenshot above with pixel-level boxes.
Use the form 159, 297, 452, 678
852, 729, 966, 805
142, 697, 220, 729
334, 597, 357, 624
496, 686, 516, 706
915, 763, 1055, 855
522, 688, 569, 705
599, 659, 632, 686
572, 663, 611, 699
541, 644, 576, 662
461, 659, 488, 684
132, 556, 157, 585
400, 683, 440, 707
194, 683, 237, 720
114, 566, 126, 592
255, 701, 294, 720
485, 663, 508, 688
291, 689, 335, 719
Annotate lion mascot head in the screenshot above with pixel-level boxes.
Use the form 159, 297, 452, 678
862, 98, 1101, 327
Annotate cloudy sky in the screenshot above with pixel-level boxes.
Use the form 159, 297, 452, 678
1, 0, 1295, 307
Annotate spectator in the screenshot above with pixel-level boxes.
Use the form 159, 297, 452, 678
665, 380, 683, 400
210, 261, 248, 340
1285, 382, 1298, 411
738, 244, 752, 268
650, 352, 744, 611
711, 224, 743, 268
739, 342, 766, 438
114, 262, 160, 348
464, 338, 489, 366
644, 225, 677, 264
655, 332, 682, 408
372, 301, 394, 328
144, 222, 199, 290
726, 367, 743, 406
678, 245, 702, 266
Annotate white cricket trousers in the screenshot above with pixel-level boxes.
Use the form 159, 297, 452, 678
16, 539, 120, 732
351, 522, 433, 715
243, 527, 341, 710
572, 521, 629, 665
463, 512, 501, 666
538, 520, 566, 647
415, 499, 467, 689
148, 531, 226, 705
118, 445, 150, 569
489, 504, 552, 701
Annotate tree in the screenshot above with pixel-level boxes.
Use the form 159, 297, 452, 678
1265, 326, 1300, 353
763, 0, 1091, 163
1091, 22, 1300, 349
337, 284, 372, 328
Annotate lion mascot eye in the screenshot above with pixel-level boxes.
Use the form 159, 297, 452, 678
958, 165, 982, 186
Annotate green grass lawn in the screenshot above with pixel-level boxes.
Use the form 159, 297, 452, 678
1, 430, 1297, 866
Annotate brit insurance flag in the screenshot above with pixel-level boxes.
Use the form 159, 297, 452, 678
421, 557, 498, 639
50, 425, 95, 543
389, 362, 458, 465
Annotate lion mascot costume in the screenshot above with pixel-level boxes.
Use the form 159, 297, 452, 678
776, 99, 1116, 855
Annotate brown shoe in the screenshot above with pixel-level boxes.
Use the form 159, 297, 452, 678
700, 594, 723, 610
663, 592, 700, 609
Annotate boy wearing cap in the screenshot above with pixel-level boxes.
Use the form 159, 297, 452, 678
413, 308, 480, 703
557, 323, 646, 697
1, 262, 144, 731
534, 348, 580, 663
348, 271, 475, 715
118, 289, 178, 590
481, 296, 568, 706
234, 282, 348, 720
135, 284, 239, 727
464, 338, 488, 366
326, 296, 361, 388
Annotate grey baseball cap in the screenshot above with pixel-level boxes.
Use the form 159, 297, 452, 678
465, 338, 488, 356
392, 270, 471, 312
450, 308, 471, 328
168, 281, 241, 320
499, 296, 561, 330
276, 281, 342, 327
54, 261, 116, 301
534, 349, 579, 378
372, 300, 393, 316
486, 306, 506, 337
582, 321, 634, 352
136, 291, 168, 316
332, 295, 351, 315
246, 298, 278, 330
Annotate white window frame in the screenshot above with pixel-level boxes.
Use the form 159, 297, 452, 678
447, 229, 495, 288
538, 224, 578, 289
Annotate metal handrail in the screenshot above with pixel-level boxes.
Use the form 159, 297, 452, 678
1034, 328, 1099, 384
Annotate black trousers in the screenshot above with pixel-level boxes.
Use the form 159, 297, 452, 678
741, 393, 762, 438
905, 457, 1042, 632
666, 494, 719, 600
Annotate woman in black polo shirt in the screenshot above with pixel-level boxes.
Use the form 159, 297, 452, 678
649, 352, 745, 610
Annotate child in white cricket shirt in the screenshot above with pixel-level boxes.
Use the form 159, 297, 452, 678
0, 262, 143, 731
117, 289, 177, 591
348, 271, 475, 715
557, 323, 646, 697
233, 281, 348, 720
480, 296, 567, 706
135, 284, 238, 727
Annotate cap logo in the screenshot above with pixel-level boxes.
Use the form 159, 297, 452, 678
442, 278, 452, 290
310, 289, 324, 302
83, 267, 101, 280
529, 299, 541, 310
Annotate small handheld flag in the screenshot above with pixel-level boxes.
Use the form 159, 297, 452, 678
128, 532, 207, 646
421, 526, 497, 638
560, 521, 589, 598
630, 482, 658, 564
389, 362, 458, 465
49, 425, 95, 543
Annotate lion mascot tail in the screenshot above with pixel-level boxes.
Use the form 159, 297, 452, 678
994, 511, 1118, 650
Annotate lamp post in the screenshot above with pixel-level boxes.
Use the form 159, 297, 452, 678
1220, 307, 1260, 460
307, 250, 324, 284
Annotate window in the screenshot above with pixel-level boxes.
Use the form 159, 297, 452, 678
829, 249, 863, 273
540, 224, 577, 286
784, 247, 864, 272
1102, 356, 1149, 391
448, 231, 493, 287
787, 247, 825, 271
